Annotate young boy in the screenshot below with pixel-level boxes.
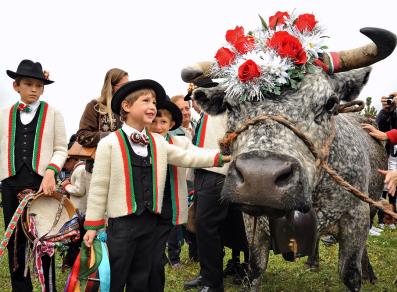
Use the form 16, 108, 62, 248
83, 80, 228, 292
148, 97, 203, 291
0, 59, 67, 291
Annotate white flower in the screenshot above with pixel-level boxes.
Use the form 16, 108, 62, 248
300, 32, 326, 58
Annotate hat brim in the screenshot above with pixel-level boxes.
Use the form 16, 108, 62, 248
111, 79, 166, 115
156, 100, 183, 131
6, 70, 54, 85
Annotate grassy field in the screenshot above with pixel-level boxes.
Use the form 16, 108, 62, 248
0, 207, 396, 291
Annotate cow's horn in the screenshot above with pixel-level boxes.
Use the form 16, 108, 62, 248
322, 27, 396, 73
181, 61, 213, 83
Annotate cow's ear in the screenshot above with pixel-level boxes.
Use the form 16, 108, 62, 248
192, 84, 226, 115
331, 67, 372, 101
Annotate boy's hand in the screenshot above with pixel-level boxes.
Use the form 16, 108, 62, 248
38, 169, 56, 196
378, 169, 397, 196
83, 230, 97, 247
61, 179, 71, 189
222, 155, 231, 163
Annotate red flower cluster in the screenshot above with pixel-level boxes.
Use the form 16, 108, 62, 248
269, 11, 289, 28
267, 31, 307, 65
225, 26, 255, 54
238, 60, 261, 83
215, 47, 235, 67
295, 14, 317, 32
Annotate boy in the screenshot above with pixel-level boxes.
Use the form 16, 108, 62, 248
83, 80, 228, 292
0, 59, 67, 291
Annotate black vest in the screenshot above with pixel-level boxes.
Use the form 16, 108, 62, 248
14, 107, 41, 173
122, 131, 154, 215
161, 170, 172, 220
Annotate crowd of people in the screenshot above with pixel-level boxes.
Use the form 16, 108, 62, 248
0, 60, 249, 292
0, 59, 396, 292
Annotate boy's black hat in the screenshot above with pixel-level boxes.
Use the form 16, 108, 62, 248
6, 59, 54, 85
112, 79, 166, 115
157, 96, 182, 131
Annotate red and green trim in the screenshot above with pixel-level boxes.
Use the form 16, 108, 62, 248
84, 219, 106, 230
32, 101, 48, 172
46, 163, 60, 175
195, 114, 208, 147
213, 153, 224, 167
147, 132, 159, 213
166, 135, 180, 225
115, 129, 136, 213
7, 104, 18, 176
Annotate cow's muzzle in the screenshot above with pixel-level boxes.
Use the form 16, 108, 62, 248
223, 151, 311, 214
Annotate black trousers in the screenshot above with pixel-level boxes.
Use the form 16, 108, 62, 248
149, 217, 173, 292
378, 191, 397, 223
167, 225, 182, 264
1, 168, 56, 292
107, 211, 157, 292
195, 170, 228, 288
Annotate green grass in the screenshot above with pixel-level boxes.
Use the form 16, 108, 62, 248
1, 206, 396, 291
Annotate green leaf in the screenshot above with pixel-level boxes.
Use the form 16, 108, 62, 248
258, 14, 268, 31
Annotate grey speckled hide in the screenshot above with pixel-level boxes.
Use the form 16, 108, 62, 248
190, 67, 387, 292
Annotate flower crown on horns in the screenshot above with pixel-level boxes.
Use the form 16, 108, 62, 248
211, 11, 328, 100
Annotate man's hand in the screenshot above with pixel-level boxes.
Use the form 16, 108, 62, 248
361, 124, 388, 141
38, 169, 56, 196
222, 155, 231, 163
378, 169, 397, 196
83, 230, 97, 247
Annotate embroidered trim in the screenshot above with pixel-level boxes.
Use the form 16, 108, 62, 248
84, 219, 106, 230
195, 114, 208, 147
147, 132, 159, 213
7, 104, 18, 176
116, 129, 136, 213
32, 101, 48, 172
46, 163, 60, 175
167, 135, 180, 225
214, 153, 223, 167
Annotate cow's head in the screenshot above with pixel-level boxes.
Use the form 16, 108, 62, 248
182, 28, 396, 217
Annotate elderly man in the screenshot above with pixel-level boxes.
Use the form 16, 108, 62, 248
170, 95, 197, 140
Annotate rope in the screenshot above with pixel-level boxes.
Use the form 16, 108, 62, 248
220, 105, 397, 220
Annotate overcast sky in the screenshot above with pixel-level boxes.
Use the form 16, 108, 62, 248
1, 0, 396, 137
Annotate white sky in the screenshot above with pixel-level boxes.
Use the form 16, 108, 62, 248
1, 0, 396, 137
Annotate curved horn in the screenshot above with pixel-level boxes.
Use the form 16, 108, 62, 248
181, 61, 213, 83
321, 27, 396, 73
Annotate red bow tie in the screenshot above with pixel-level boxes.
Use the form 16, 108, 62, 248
130, 132, 149, 145
17, 104, 31, 113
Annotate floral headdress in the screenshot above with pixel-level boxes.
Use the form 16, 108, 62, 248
212, 11, 328, 100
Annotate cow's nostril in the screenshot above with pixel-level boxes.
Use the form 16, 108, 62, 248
275, 164, 294, 187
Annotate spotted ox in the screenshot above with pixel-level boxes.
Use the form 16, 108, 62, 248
182, 28, 396, 291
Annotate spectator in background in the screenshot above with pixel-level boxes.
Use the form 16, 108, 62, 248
170, 95, 197, 140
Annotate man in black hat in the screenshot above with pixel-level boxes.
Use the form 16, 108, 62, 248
1, 59, 67, 291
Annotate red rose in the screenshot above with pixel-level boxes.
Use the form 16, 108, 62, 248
226, 26, 245, 46
269, 11, 290, 28
295, 14, 317, 32
234, 35, 255, 54
267, 31, 307, 65
215, 47, 236, 67
238, 60, 261, 82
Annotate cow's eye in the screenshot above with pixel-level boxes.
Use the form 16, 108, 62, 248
325, 95, 339, 114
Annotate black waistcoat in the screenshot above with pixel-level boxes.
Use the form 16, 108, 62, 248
14, 106, 41, 173
122, 131, 154, 215
161, 170, 172, 220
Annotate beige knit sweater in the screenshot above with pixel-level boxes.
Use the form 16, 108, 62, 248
84, 130, 223, 230
0, 101, 67, 180
64, 162, 88, 214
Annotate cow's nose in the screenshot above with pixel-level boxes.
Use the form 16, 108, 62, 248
229, 153, 303, 209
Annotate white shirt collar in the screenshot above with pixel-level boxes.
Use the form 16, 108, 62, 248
121, 123, 147, 137
20, 99, 40, 111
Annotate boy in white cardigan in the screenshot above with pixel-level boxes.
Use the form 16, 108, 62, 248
0, 60, 67, 291
83, 80, 229, 292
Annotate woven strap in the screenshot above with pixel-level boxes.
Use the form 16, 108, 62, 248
79, 239, 103, 291
0, 191, 34, 260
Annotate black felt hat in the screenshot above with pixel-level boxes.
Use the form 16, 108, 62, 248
156, 96, 182, 131
111, 79, 166, 115
6, 59, 54, 85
